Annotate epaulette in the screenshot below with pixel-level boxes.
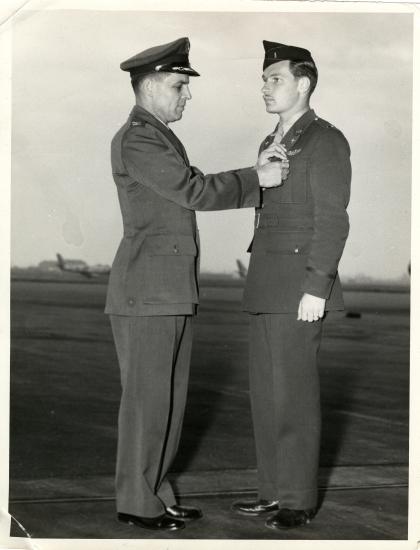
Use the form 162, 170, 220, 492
313, 116, 336, 130
129, 119, 146, 128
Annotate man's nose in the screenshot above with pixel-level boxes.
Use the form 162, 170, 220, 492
183, 85, 192, 100
261, 82, 269, 94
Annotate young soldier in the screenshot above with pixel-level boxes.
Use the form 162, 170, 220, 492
233, 40, 351, 530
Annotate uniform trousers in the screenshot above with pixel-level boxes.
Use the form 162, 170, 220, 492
248, 313, 323, 510
110, 314, 192, 518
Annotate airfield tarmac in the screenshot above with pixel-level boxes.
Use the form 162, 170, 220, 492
8, 279, 409, 540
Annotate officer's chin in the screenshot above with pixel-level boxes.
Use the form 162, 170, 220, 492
173, 108, 185, 121
168, 113, 183, 123
265, 104, 279, 114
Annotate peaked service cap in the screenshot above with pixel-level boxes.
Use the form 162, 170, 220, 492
263, 40, 315, 71
120, 37, 200, 78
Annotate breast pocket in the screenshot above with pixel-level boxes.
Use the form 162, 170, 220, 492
142, 234, 199, 304
263, 159, 308, 204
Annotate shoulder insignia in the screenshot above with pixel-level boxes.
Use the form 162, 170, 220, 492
130, 120, 145, 127
314, 117, 336, 129
287, 148, 302, 157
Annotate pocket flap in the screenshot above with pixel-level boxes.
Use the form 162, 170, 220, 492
143, 234, 198, 256
259, 231, 312, 255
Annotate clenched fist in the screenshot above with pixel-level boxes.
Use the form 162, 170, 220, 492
256, 161, 288, 188
256, 143, 288, 167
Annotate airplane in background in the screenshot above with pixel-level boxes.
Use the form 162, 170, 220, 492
55, 253, 245, 282
236, 259, 248, 279
56, 253, 110, 278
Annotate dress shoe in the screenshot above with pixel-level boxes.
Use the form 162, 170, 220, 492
166, 504, 203, 520
117, 512, 185, 531
231, 499, 279, 516
265, 508, 317, 530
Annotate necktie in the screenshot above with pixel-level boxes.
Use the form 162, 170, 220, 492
272, 122, 288, 186
273, 122, 284, 144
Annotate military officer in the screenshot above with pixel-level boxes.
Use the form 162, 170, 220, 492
232, 41, 351, 530
106, 37, 287, 532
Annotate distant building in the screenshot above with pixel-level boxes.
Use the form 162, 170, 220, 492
38, 260, 61, 272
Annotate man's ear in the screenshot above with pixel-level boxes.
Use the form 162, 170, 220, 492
298, 76, 311, 96
143, 77, 154, 97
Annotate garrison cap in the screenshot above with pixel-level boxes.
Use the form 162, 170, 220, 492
120, 37, 200, 78
263, 40, 315, 71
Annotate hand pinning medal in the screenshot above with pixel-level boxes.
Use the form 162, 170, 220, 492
255, 142, 290, 184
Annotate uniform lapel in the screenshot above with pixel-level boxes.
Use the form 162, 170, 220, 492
259, 109, 317, 155
130, 105, 190, 165
281, 109, 316, 151
166, 127, 190, 165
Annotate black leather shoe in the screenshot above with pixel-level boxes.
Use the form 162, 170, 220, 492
265, 508, 317, 530
231, 499, 279, 516
118, 512, 185, 531
166, 504, 203, 520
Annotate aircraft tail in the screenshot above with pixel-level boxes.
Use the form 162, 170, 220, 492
236, 259, 247, 279
56, 253, 65, 270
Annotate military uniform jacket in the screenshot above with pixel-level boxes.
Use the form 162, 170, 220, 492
106, 105, 260, 316
243, 109, 351, 314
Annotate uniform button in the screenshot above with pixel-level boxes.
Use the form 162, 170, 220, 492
128, 298, 135, 306
173, 245, 179, 253
294, 247, 299, 254
261, 204, 265, 208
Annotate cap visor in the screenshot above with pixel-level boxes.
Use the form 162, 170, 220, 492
179, 66, 200, 76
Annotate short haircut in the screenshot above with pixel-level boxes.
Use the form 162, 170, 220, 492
131, 71, 169, 94
289, 60, 318, 97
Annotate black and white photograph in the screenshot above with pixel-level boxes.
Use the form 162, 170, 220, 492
1, 1, 419, 548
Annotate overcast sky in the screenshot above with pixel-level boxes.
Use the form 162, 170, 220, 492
10, 8, 412, 282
